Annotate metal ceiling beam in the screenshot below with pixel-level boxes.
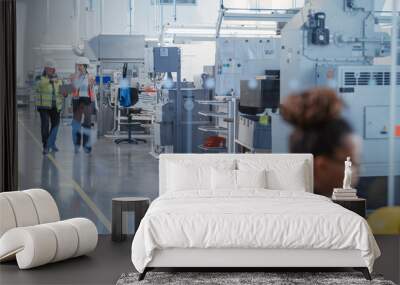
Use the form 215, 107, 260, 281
223, 11, 297, 22
215, 7, 299, 38
216, 8, 225, 38
374, 11, 400, 24
166, 24, 276, 31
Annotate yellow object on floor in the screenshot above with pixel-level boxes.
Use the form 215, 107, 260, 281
367, 207, 400, 234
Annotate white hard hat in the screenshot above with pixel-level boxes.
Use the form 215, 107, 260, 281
44, 59, 56, 69
76, 56, 90, 66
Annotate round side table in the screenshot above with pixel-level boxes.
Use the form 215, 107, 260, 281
112, 197, 150, 242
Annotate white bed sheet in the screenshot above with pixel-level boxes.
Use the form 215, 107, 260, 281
131, 190, 380, 273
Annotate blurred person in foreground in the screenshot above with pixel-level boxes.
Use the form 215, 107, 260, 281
36, 59, 64, 154
281, 87, 361, 197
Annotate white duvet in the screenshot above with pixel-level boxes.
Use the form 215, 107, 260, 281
131, 190, 380, 273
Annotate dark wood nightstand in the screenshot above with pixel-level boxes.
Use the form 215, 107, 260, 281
332, 198, 366, 218
112, 197, 150, 242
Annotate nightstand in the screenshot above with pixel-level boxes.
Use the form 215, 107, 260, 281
332, 198, 366, 218
112, 197, 150, 242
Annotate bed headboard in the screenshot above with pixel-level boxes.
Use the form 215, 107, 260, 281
159, 153, 313, 196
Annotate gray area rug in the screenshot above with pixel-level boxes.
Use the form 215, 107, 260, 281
116, 272, 396, 285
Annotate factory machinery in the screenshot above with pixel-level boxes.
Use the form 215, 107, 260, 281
150, 37, 281, 154
151, 47, 223, 155
273, 0, 399, 181
214, 37, 281, 152
83, 1, 399, 187
207, 0, 398, 206
83, 35, 229, 155
209, 1, 398, 179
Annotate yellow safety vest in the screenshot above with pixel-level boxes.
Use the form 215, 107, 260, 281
35, 76, 63, 111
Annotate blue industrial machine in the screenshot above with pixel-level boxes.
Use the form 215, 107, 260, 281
153, 47, 212, 154
211, 1, 398, 204
214, 37, 281, 152
153, 47, 183, 153
268, 0, 399, 207
273, 0, 397, 177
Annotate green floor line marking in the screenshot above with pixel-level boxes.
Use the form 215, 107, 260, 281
18, 119, 112, 232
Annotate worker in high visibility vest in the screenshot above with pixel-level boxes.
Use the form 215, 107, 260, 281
71, 57, 95, 154
35, 59, 64, 154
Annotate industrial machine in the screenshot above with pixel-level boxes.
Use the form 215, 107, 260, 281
214, 37, 281, 152
153, 87, 213, 154
215, 37, 281, 97
317, 64, 400, 177
255, 0, 400, 208
210, 1, 398, 187
272, 0, 399, 185
239, 70, 280, 115
152, 47, 213, 154
236, 71, 280, 152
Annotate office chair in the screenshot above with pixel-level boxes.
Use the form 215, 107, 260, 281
115, 87, 147, 145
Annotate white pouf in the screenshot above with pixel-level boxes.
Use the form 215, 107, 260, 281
0, 189, 98, 269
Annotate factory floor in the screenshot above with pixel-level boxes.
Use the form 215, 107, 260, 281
17, 107, 159, 234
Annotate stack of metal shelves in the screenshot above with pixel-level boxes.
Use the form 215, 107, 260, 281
196, 98, 235, 153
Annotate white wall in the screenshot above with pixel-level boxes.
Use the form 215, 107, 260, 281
133, 0, 219, 36
101, 0, 132, 34
16, 0, 221, 82
131, 0, 304, 37
17, 0, 101, 82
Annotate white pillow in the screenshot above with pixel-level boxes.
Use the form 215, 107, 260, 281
266, 167, 306, 191
168, 163, 209, 191
237, 169, 267, 189
211, 168, 267, 191
211, 168, 236, 190
237, 159, 308, 191
167, 160, 235, 192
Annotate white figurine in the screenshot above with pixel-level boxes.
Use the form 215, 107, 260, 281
343, 157, 352, 189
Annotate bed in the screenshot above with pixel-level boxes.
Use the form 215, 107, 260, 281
131, 154, 380, 280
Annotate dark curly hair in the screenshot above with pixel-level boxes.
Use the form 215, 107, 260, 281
281, 88, 353, 158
